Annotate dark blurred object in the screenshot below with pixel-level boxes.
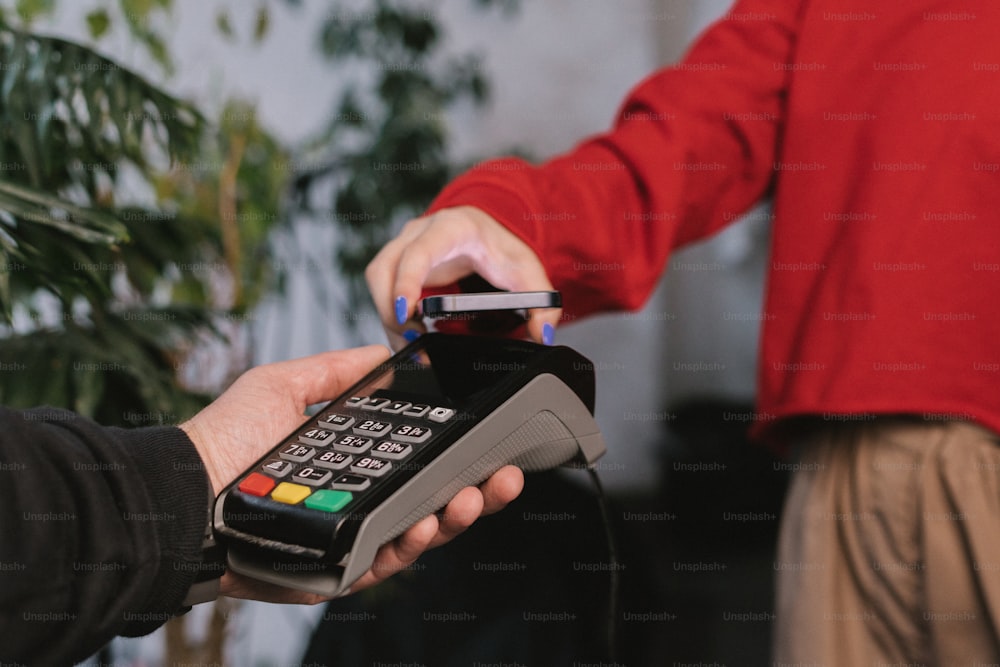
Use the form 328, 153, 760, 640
662, 397, 789, 548
637, 397, 790, 665
303, 470, 611, 665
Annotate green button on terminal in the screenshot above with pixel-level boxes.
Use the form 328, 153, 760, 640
305, 489, 353, 513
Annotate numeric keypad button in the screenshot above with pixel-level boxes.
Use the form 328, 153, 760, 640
318, 413, 355, 431
371, 441, 412, 460
279, 443, 316, 463
293, 467, 333, 487
390, 424, 432, 444
299, 428, 335, 446
350, 457, 392, 477
313, 450, 353, 470
354, 419, 392, 438
332, 434, 374, 455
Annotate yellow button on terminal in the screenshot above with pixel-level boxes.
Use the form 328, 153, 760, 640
271, 481, 312, 505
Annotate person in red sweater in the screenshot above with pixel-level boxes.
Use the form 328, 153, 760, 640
366, 0, 1000, 663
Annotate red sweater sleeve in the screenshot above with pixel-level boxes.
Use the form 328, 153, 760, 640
427, 0, 803, 318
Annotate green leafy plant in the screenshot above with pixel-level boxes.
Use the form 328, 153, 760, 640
0, 0, 517, 661
0, 15, 288, 423
287, 0, 514, 314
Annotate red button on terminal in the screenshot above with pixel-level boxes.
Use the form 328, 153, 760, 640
238, 472, 276, 497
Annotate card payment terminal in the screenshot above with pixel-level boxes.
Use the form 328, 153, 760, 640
213, 333, 606, 596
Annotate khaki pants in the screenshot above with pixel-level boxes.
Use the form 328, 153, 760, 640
773, 419, 1000, 666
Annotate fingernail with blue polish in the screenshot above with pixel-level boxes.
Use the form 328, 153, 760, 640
394, 296, 408, 326
403, 329, 420, 343
542, 323, 554, 346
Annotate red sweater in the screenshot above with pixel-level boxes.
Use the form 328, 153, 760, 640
427, 0, 1000, 443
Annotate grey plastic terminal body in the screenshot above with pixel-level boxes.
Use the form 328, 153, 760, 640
220, 372, 605, 596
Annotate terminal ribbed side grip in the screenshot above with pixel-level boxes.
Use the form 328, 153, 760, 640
382, 410, 577, 543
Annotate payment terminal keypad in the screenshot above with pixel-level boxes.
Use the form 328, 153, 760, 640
235, 395, 455, 515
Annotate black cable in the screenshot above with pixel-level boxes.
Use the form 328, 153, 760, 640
587, 465, 620, 663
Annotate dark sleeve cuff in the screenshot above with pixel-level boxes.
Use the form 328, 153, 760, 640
111, 425, 210, 636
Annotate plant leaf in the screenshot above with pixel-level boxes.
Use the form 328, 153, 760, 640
253, 5, 269, 42
0, 180, 129, 244
85, 9, 111, 40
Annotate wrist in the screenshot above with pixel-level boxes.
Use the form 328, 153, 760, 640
179, 479, 226, 607
179, 419, 225, 496
177, 420, 228, 607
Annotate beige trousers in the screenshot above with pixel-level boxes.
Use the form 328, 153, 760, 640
773, 418, 1000, 666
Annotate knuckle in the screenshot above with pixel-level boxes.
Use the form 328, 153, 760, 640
398, 245, 433, 276
363, 261, 380, 287
401, 216, 428, 235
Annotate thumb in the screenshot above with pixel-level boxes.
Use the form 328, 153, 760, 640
282, 345, 392, 407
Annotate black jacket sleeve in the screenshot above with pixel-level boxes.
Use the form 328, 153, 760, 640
0, 406, 210, 666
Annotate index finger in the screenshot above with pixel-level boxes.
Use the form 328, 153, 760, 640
366, 217, 433, 334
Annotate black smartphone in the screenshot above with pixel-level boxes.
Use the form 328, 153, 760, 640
421, 290, 562, 317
